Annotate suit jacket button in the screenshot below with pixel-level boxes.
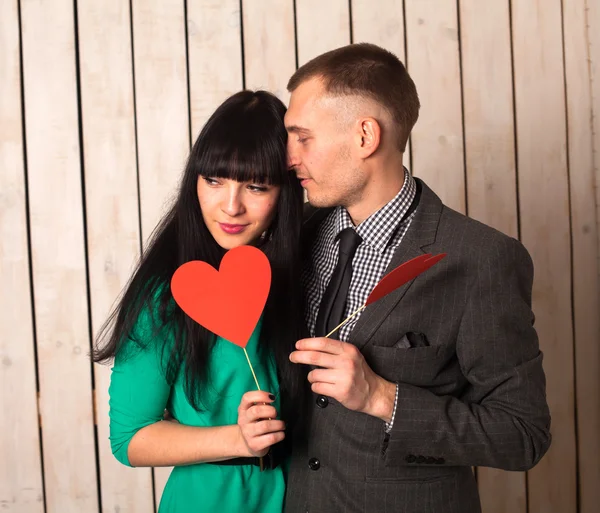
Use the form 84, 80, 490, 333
316, 395, 329, 408
425, 457, 436, 464
435, 457, 445, 464
405, 455, 416, 463
416, 455, 426, 464
308, 457, 321, 471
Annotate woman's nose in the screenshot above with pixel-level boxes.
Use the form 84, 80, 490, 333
221, 187, 245, 216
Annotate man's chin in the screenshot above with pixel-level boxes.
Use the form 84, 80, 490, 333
306, 192, 335, 208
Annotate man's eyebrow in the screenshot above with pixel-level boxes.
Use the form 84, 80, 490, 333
286, 125, 311, 135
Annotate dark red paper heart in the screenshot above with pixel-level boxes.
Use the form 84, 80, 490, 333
171, 245, 271, 348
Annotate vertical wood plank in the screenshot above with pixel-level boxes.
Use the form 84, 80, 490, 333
0, 0, 44, 510
20, 0, 99, 511
77, 2, 154, 512
187, 0, 243, 137
563, 1, 600, 512
588, 0, 600, 279
130, 0, 190, 506
350, 0, 412, 173
405, 0, 465, 213
295, 0, 351, 66
460, 3, 523, 509
351, 0, 406, 60
459, 0, 518, 239
511, 1, 577, 512
242, 0, 296, 103
132, 0, 190, 243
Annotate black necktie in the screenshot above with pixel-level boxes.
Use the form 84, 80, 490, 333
315, 227, 363, 339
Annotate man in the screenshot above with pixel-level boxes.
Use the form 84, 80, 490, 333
284, 43, 551, 513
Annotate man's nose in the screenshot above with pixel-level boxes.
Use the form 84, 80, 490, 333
287, 142, 300, 170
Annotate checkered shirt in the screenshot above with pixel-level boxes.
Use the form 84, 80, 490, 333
303, 168, 417, 341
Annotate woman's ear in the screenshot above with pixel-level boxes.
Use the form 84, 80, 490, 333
354, 117, 381, 158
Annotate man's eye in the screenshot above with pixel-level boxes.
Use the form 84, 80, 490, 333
248, 184, 268, 192
297, 138, 307, 144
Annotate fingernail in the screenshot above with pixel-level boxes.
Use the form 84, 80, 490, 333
268, 394, 275, 400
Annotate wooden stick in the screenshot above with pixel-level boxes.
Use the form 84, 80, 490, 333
325, 304, 366, 338
242, 347, 267, 470
243, 347, 261, 390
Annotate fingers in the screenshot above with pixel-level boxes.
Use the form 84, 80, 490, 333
238, 408, 286, 457
245, 419, 286, 437
289, 349, 338, 368
238, 391, 276, 413
307, 368, 338, 384
295, 337, 345, 354
310, 381, 338, 397
243, 430, 286, 456
290, 338, 361, 368
245, 404, 278, 422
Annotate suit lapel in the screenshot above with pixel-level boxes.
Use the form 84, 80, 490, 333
349, 179, 443, 350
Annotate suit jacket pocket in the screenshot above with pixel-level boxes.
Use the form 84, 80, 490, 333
364, 345, 444, 386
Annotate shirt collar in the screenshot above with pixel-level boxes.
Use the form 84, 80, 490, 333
334, 168, 416, 254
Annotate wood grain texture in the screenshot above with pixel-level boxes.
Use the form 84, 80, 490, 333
405, 0, 465, 213
0, 0, 44, 509
77, 1, 154, 511
20, 0, 98, 511
588, 0, 600, 286
242, 0, 296, 103
511, 1, 577, 512
296, 0, 351, 66
563, 1, 600, 512
188, 0, 243, 137
132, 0, 190, 244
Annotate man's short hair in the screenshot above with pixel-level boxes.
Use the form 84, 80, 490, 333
287, 43, 420, 151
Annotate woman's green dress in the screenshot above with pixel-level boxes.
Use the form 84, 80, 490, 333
108, 305, 285, 512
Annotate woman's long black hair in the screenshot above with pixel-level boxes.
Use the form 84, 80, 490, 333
93, 90, 306, 431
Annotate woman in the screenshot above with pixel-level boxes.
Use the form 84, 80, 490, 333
93, 90, 306, 512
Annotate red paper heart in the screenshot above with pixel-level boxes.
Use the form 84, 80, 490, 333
171, 246, 271, 348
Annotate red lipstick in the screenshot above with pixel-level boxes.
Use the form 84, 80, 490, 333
219, 223, 247, 234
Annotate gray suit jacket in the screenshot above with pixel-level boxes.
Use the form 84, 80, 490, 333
285, 178, 551, 513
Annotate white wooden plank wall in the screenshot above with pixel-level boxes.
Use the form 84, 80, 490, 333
405, 0, 465, 213
19, 0, 98, 511
188, 0, 243, 136
296, 0, 351, 66
563, 2, 600, 513
1, 1, 598, 512
0, 0, 44, 511
242, 0, 296, 103
77, 1, 154, 512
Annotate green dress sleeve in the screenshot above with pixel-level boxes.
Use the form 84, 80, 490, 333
108, 305, 172, 467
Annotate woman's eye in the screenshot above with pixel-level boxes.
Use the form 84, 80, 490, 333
297, 138, 307, 144
203, 177, 219, 186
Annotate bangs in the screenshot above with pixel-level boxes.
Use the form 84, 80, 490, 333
195, 95, 288, 186
198, 145, 283, 186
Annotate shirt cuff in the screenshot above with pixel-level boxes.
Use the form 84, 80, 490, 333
384, 383, 399, 433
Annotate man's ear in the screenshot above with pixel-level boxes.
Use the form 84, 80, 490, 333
354, 117, 381, 158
